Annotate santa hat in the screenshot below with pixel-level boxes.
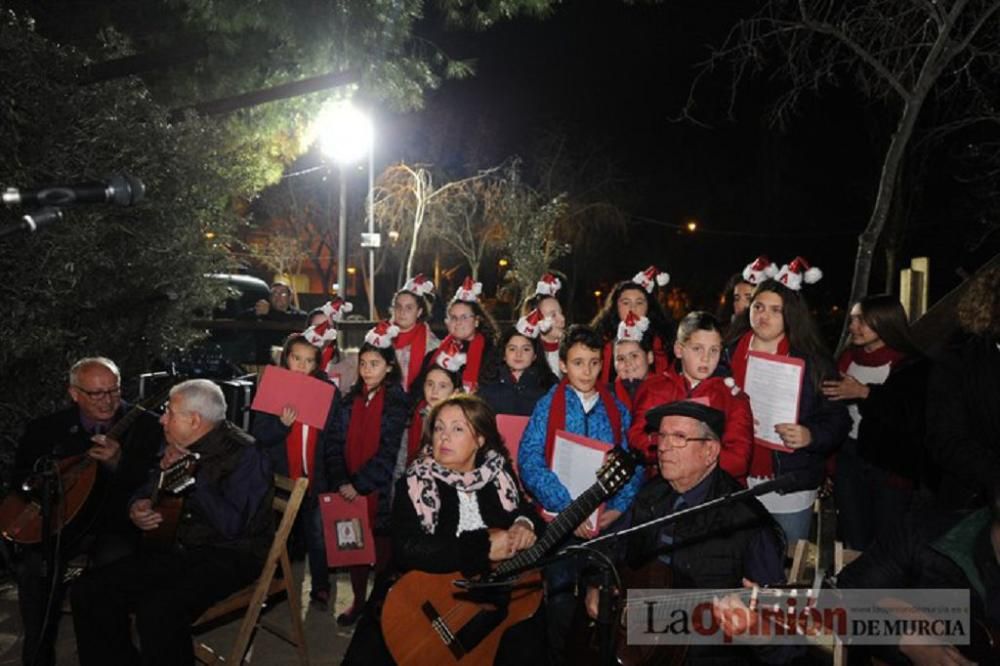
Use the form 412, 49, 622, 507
402, 273, 435, 298
775, 256, 823, 291
364, 320, 400, 349
741, 255, 778, 286
319, 298, 353, 323
453, 276, 483, 303
434, 337, 467, 373
303, 320, 337, 347
535, 273, 562, 297
616, 311, 650, 343
515, 308, 553, 339
631, 265, 670, 293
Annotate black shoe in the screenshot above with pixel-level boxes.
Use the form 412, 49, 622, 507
336, 604, 363, 626
310, 589, 330, 611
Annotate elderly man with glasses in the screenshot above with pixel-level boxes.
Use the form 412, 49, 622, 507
584, 401, 789, 666
12, 356, 163, 666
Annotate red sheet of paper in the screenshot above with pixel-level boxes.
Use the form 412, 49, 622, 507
496, 414, 529, 462
319, 492, 375, 567
250, 365, 335, 429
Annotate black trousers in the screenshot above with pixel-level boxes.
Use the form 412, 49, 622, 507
70, 545, 260, 666
16, 529, 136, 666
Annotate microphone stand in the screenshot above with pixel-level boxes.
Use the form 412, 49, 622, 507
455, 474, 802, 666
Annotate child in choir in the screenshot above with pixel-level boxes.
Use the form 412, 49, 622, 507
610, 311, 655, 411
403, 338, 465, 465
590, 265, 674, 384
518, 324, 643, 662
389, 274, 440, 393
251, 334, 341, 609
521, 272, 567, 378
423, 277, 498, 393
304, 297, 355, 388
629, 311, 753, 485
329, 321, 409, 626
726, 257, 849, 544
479, 309, 558, 417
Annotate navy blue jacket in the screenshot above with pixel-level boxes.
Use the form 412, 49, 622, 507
477, 366, 551, 417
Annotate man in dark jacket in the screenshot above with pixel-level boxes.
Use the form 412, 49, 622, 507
586, 401, 787, 665
70, 379, 274, 666
11, 356, 161, 666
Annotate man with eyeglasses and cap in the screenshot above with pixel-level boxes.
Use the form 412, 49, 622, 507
12, 356, 162, 666
584, 400, 788, 665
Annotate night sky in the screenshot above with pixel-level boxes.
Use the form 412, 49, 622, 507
371, 1, 998, 317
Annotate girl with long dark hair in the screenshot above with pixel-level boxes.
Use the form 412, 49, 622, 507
726, 259, 849, 544
521, 272, 568, 378
329, 321, 409, 625
389, 274, 440, 393
590, 266, 674, 385
479, 310, 559, 416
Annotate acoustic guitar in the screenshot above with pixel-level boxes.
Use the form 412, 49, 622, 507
142, 451, 200, 551
0, 385, 174, 545
381, 447, 642, 666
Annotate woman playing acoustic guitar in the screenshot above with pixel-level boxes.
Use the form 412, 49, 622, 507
343, 394, 547, 665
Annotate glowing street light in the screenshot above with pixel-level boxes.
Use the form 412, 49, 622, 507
686, 219, 698, 233
316, 101, 375, 315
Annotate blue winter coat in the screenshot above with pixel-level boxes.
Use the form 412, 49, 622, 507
518, 383, 642, 515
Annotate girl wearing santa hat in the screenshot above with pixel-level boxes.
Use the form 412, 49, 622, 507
717, 256, 778, 337
590, 266, 675, 386
251, 334, 343, 610
329, 321, 409, 626
304, 298, 356, 388
725, 259, 850, 545
609, 312, 655, 412
421, 277, 498, 394
478, 310, 559, 417
628, 312, 753, 485
521, 272, 568, 378
390, 274, 441, 393
401, 340, 466, 466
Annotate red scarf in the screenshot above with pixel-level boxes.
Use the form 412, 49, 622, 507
836, 345, 905, 374
613, 377, 633, 411
434, 333, 486, 391
320, 345, 336, 373
345, 385, 386, 524
541, 339, 560, 353
730, 331, 791, 479
286, 422, 317, 483
651, 336, 669, 375
600, 341, 614, 385
394, 323, 429, 391
601, 336, 670, 384
544, 379, 622, 465
406, 401, 428, 463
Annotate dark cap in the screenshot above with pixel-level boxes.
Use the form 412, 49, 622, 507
644, 400, 726, 440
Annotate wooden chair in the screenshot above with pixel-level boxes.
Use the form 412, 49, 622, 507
192, 474, 310, 665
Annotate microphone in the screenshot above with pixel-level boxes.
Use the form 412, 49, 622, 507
2, 173, 145, 208
0, 208, 64, 238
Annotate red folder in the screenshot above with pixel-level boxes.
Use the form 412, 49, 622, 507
319, 492, 375, 567
496, 414, 530, 462
250, 365, 335, 429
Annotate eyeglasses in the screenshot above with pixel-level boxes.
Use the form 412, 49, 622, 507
656, 432, 713, 449
73, 385, 121, 401
447, 313, 476, 323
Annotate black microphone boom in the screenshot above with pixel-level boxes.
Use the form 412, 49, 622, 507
0, 208, 64, 239
2, 173, 145, 207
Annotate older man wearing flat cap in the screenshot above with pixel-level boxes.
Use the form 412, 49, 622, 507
586, 401, 788, 664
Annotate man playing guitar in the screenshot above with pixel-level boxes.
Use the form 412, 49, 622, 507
70, 379, 274, 666
10, 357, 161, 666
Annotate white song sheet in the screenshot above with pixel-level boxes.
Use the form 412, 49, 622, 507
550, 431, 611, 533
743, 351, 805, 450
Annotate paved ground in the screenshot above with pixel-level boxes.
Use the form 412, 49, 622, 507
0, 561, 358, 665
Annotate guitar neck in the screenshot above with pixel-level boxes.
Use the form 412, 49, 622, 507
107, 384, 175, 442
493, 482, 608, 577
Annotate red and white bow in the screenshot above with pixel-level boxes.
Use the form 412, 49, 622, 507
320, 298, 353, 323
616, 311, 650, 343
402, 274, 435, 297
364, 320, 400, 349
741, 255, 778, 286
453, 276, 483, 303
632, 265, 670, 293
776, 256, 823, 291
515, 308, 553, 339
435, 337, 467, 373
303, 320, 337, 347
535, 273, 562, 297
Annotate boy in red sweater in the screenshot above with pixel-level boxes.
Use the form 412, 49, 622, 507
629, 311, 753, 484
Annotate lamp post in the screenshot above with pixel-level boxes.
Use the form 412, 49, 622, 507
317, 101, 374, 316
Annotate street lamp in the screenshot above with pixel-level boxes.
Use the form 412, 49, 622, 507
316, 101, 375, 317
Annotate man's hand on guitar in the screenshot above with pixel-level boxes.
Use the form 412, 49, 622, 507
597, 509, 621, 532
129, 499, 164, 532
88, 434, 121, 468
339, 483, 359, 501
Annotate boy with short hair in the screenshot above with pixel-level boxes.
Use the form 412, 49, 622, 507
629, 311, 753, 484
518, 324, 643, 527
